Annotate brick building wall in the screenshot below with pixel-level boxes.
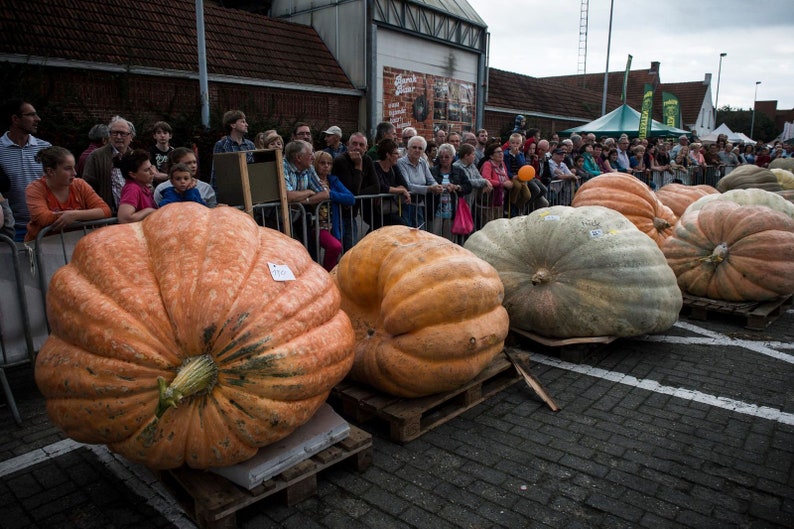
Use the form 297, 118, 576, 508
6, 64, 360, 145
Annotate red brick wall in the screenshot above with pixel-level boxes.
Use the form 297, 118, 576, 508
16, 66, 360, 140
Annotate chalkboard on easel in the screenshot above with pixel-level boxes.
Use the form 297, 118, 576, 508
213, 149, 291, 236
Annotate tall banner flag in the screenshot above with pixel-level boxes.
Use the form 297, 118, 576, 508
621, 54, 633, 102
662, 92, 681, 129
638, 83, 654, 139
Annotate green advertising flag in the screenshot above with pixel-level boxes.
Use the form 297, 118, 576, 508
621, 54, 633, 102
662, 92, 681, 129
638, 83, 653, 139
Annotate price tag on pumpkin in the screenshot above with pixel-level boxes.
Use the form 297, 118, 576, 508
268, 263, 296, 282
542, 214, 561, 221
589, 229, 604, 238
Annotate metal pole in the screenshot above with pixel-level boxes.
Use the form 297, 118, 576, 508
750, 81, 761, 140
601, 0, 614, 116
715, 52, 726, 120
196, 0, 210, 129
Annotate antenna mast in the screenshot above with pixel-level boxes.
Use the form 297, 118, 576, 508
578, 0, 589, 85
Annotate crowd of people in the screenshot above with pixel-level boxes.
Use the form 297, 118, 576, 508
1, 103, 792, 272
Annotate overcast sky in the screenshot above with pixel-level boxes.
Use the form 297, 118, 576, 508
466, 0, 794, 111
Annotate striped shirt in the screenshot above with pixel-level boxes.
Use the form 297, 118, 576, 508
0, 132, 52, 236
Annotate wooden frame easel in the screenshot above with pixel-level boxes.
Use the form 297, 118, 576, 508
213, 149, 292, 237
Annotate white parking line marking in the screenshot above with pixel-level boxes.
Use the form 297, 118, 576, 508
637, 335, 794, 362
531, 352, 794, 426
0, 438, 81, 478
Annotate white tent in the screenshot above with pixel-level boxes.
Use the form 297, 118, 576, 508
734, 132, 756, 145
699, 123, 747, 144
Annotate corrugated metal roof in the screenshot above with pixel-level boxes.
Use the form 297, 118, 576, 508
409, 0, 486, 25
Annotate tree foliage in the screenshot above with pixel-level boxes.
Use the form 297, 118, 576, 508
716, 106, 780, 142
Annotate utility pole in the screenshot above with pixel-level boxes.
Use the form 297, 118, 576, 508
750, 81, 761, 140
601, 0, 614, 116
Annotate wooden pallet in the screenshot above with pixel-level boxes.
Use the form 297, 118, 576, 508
329, 352, 521, 443
509, 327, 618, 364
681, 293, 793, 330
159, 426, 373, 529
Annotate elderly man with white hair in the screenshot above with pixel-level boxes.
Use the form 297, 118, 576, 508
83, 115, 136, 213
397, 135, 442, 228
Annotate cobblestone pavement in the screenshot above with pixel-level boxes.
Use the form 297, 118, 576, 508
1, 309, 793, 529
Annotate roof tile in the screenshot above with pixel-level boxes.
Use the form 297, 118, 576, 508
0, 0, 353, 90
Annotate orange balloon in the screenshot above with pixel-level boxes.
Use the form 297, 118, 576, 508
518, 165, 536, 181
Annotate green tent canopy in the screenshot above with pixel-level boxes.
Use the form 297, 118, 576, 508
560, 104, 692, 138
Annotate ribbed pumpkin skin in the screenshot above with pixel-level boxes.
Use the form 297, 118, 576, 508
769, 157, 794, 171
655, 183, 719, 218
35, 203, 355, 469
716, 165, 782, 192
662, 200, 794, 301
332, 226, 509, 398
572, 173, 677, 247
771, 168, 794, 190
464, 206, 682, 339
683, 188, 794, 220
778, 190, 794, 203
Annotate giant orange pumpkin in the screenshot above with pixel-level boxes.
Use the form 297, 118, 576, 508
655, 183, 719, 218
332, 226, 509, 398
35, 203, 355, 469
662, 200, 794, 301
572, 173, 677, 247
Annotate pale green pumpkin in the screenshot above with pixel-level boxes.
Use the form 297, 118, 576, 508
683, 188, 794, 220
716, 165, 781, 192
464, 205, 682, 339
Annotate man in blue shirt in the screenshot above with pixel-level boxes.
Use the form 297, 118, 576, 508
211, 110, 255, 190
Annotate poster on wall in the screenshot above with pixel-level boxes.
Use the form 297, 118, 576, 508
383, 66, 476, 140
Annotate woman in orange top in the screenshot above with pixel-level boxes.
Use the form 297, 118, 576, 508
25, 146, 112, 242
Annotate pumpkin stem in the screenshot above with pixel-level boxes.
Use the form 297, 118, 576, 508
531, 269, 550, 286
698, 242, 729, 265
155, 354, 218, 419
653, 217, 671, 231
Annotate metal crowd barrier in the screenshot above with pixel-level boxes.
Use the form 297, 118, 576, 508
0, 234, 38, 424
649, 165, 735, 189
34, 219, 119, 331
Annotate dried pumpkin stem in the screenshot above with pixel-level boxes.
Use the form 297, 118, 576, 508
653, 217, 671, 230
698, 242, 729, 265
531, 268, 551, 286
155, 354, 218, 419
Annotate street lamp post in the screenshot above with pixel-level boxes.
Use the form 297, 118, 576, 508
714, 52, 726, 119
750, 81, 761, 140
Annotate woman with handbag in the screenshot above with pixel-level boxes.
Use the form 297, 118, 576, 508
430, 143, 472, 238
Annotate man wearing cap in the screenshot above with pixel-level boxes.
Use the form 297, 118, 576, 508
549, 147, 578, 205
322, 126, 346, 158
399, 127, 417, 156
549, 148, 574, 179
